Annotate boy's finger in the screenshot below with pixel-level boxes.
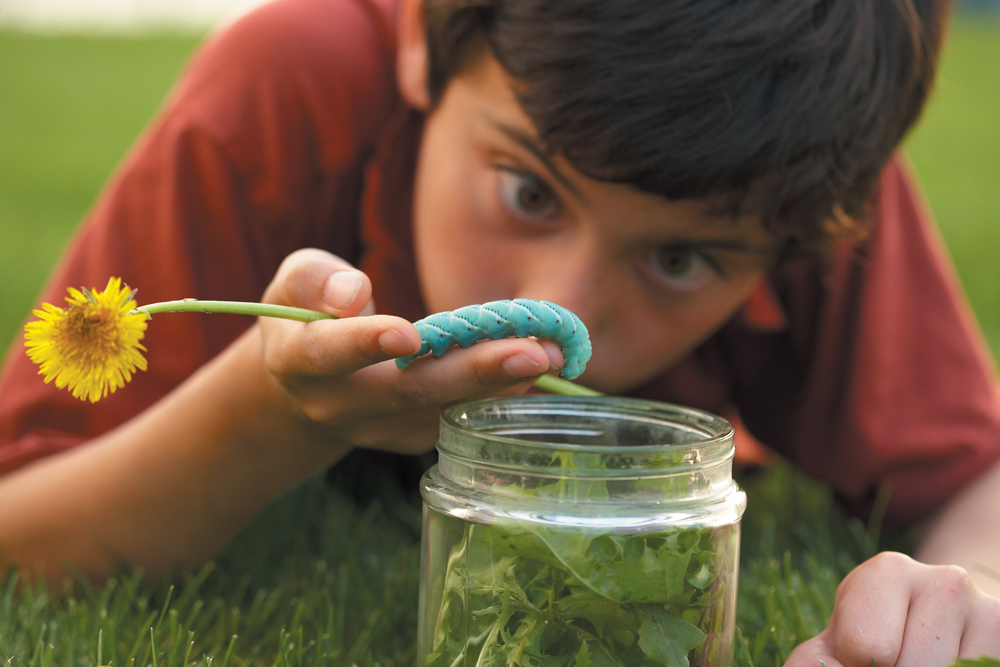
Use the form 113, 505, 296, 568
782, 630, 845, 667
822, 552, 916, 667
893, 566, 971, 667
263, 248, 373, 318
536, 339, 566, 372
960, 592, 1000, 657
389, 337, 558, 407
263, 314, 421, 381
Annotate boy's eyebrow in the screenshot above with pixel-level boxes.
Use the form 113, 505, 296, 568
678, 238, 783, 266
685, 238, 777, 255
492, 121, 585, 200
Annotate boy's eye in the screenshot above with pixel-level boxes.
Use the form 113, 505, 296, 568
652, 246, 720, 292
496, 168, 559, 219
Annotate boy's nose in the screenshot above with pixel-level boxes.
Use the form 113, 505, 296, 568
512, 261, 611, 342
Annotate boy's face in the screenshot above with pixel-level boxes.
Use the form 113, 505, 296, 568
411, 53, 782, 394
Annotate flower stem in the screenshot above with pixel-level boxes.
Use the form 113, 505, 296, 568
130, 300, 336, 322
533, 374, 604, 396
129, 299, 599, 396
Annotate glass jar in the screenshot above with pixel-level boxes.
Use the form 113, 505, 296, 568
417, 396, 746, 667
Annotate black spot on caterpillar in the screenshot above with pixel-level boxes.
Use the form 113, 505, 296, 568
394, 299, 591, 379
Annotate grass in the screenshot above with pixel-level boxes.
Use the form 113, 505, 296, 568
0, 477, 424, 667
0, 15, 998, 667
0, 464, 995, 667
0, 464, 907, 667
904, 18, 1000, 360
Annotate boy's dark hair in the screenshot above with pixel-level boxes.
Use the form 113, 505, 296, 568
424, 0, 949, 250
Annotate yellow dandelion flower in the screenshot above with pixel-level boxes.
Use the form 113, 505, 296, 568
24, 277, 148, 403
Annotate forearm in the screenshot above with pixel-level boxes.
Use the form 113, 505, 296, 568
915, 456, 1000, 599
0, 326, 349, 580
0, 249, 562, 581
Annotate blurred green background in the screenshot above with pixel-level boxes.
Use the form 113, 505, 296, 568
0, 19, 998, 362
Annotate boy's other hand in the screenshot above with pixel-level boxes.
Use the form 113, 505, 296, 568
258, 249, 563, 456
784, 552, 1000, 667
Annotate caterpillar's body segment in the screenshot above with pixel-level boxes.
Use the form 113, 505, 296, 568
394, 299, 592, 379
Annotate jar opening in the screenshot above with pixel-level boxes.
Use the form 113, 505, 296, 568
438, 396, 735, 479
431, 396, 742, 512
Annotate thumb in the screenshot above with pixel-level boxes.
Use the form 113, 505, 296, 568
263, 248, 373, 318
784, 629, 846, 667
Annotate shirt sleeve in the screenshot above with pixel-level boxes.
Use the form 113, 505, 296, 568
0, 0, 400, 475
728, 156, 1000, 524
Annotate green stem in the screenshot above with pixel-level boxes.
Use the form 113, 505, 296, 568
129, 299, 599, 397
532, 374, 604, 396
130, 299, 336, 323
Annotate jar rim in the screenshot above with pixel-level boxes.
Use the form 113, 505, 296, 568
440, 395, 734, 460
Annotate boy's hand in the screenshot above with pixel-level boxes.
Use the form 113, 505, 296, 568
784, 552, 1000, 667
258, 249, 564, 455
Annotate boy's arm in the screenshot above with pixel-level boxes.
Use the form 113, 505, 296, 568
0, 323, 350, 578
0, 249, 563, 579
0, 0, 401, 474
0, 0, 435, 577
916, 456, 1000, 598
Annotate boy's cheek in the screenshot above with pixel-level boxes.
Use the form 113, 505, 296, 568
414, 181, 515, 313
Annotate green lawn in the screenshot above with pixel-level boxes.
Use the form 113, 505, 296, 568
905, 19, 1000, 360
0, 17, 998, 667
0, 463, 901, 667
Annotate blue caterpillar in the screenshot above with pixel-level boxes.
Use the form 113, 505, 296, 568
395, 299, 591, 379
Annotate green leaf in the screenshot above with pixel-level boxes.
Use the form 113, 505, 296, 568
498, 586, 517, 645
474, 622, 509, 667
492, 521, 699, 605
686, 561, 714, 589
637, 608, 707, 667
601, 540, 693, 604
470, 517, 726, 665
574, 640, 596, 667
555, 588, 636, 639
485, 522, 584, 572
582, 639, 627, 667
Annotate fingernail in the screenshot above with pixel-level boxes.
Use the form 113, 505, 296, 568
324, 272, 362, 309
379, 328, 417, 356
503, 353, 544, 378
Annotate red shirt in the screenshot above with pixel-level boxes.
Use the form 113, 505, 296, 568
1, 0, 997, 525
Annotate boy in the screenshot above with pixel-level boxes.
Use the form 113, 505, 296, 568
0, 0, 999, 663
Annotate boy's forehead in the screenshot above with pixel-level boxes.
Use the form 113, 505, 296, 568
442, 51, 780, 253
456, 51, 535, 130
